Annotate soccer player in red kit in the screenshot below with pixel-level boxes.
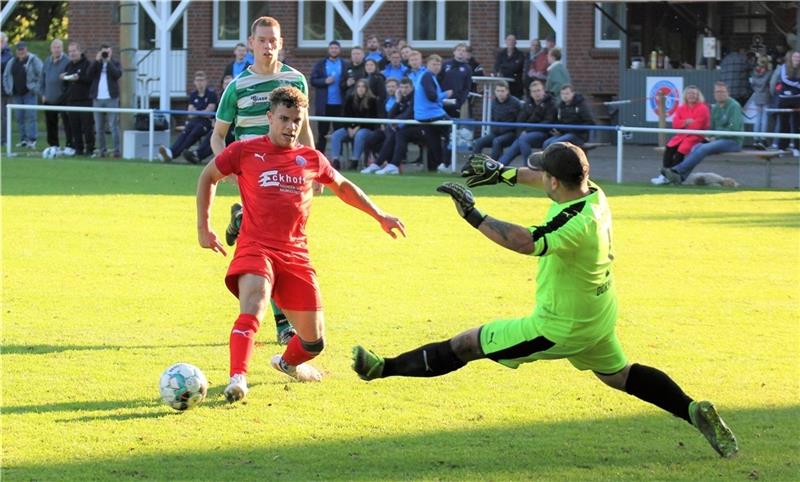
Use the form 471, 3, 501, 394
197, 86, 406, 403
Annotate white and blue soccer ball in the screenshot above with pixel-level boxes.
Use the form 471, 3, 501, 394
42, 146, 59, 159
159, 363, 208, 411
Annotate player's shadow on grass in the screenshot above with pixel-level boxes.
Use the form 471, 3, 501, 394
2, 398, 161, 415
619, 211, 800, 228
1, 342, 225, 355
5, 405, 799, 480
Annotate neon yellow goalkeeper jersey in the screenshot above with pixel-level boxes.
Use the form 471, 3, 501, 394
527, 181, 617, 344
216, 64, 308, 140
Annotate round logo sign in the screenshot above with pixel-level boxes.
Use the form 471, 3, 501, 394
648, 80, 681, 118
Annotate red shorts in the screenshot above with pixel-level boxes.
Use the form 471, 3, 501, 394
225, 242, 322, 311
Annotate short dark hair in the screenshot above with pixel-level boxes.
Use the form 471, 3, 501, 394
234, 42, 246, 49
529, 79, 545, 89
560, 84, 574, 92
550, 47, 562, 61
495, 80, 509, 90
399, 77, 413, 87
329, 40, 341, 47
270, 86, 309, 112
714, 81, 729, 89
250, 16, 281, 36
385, 77, 399, 85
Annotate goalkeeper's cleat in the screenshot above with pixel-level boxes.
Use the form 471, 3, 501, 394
225, 203, 243, 246
276, 322, 296, 345
351, 345, 385, 381
271, 355, 322, 382
223, 373, 248, 403
688, 400, 739, 458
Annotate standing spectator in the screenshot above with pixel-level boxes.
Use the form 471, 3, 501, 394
329, 79, 382, 170
498, 79, 557, 166
382, 49, 408, 81
310, 40, 344, 154
662, 82, 743, 185
776, 50, 800, 152
650, 85, 710, 185
545, 47, 571, 99
414, 54, 453, 173
768, 55, 785, 149
494, 34, 525, 98
523, 38, 549, 88
439, 43, 472, 118
364, 58, 387, 102
364, 34, 386, 68
341, 46, 366, 99
749, 55, 772, 149
464, 45, 485, 94
544, 84, 594, 148
3, 41, 43, 149
159, 71, 217, 163
405, 50, 426, 85
0, 32, 11, 148
40, 39, 73, 152
62, 41, 94, 156
222, 43, 251, 82
720, 48, 750, 106
400, 45, 413, 68
472, 81, 521, 160
88, 44, 122, 158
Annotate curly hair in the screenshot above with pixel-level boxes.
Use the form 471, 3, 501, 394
269, 86, 309, 112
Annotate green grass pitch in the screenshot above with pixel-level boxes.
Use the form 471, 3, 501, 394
2, 157, 799, 481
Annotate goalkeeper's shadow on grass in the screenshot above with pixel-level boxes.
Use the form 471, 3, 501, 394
1, 342, 226, 355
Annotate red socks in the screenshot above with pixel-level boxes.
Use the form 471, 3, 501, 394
281, 335, 315, 366
229, 314, 260, 376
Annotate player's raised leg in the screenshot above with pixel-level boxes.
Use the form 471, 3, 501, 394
224, 273, 272, 403
271, 309, 324, 382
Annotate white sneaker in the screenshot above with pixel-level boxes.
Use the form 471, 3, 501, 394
15, 140, 28, 148
360, 163, 382, 174
62, 147, 76, 157
375, 164, 399, 175
223, 373, 248, 403
271, 355, 322, 382
436, 163, 451, 173
158, 145, 173, 163
650, 174, 670, 185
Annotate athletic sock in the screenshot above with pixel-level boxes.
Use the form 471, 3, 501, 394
229, 313, 260, 376
271, 299, 289, 330
281, 335, 316, 367
382, 340, 466, 378
625, 363, 693, 423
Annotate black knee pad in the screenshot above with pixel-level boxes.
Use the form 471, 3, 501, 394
301, 337, 325, 355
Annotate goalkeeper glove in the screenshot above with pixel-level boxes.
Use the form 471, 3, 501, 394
436, 182, 486, 229
460, 153, 518, 188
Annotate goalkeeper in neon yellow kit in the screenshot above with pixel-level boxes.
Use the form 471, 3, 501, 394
352, 143, 738, 459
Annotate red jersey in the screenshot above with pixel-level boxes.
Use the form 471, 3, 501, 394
215, 136, 336, 253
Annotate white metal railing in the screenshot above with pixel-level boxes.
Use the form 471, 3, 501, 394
135, 49, 187, 97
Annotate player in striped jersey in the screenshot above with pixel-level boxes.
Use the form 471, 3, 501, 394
209, 16, 314, 346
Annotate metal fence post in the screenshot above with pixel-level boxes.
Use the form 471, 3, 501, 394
148, 111, 155, 162
616, 127, 624, 183
6, 103, 11, 158
450, 120, 457, 172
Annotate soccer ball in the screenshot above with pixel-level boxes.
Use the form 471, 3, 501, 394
159, 363, 208, 411
42, 146, 59, 159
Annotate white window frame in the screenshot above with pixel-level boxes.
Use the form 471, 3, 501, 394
212, 0, 249, 48
498, 0, 540, 46
594, 2, 622, 49
407, 0, 468, 49
137, 4, 189, 50
297, 0, 355, 48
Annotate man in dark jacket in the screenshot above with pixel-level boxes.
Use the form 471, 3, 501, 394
310, 40, 344, 154
494, 34, 525, 98
498, 79, 557, 165
40, 38, 73, 151
439, 43, 472, 118
0, 32, 11, 147
472, 80, 521, 160
88, 44, 122, 157
62, 41, 94, 156
544, 84, 594, 148
340, 46, 366, 99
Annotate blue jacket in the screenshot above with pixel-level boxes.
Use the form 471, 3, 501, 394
310, 57, 344, 115
414, 70, 447, 121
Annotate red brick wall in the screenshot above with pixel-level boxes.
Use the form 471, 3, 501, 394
66, 1, 120, 54
565, 2, 619, 99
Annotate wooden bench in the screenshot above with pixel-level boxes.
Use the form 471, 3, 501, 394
654, 146, 791, 187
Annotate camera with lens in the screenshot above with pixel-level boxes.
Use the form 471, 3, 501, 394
101, 51, 109, 59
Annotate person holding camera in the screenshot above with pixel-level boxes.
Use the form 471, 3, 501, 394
88, 44, 122, 157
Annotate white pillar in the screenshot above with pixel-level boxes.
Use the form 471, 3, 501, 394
158, 0, 171, 113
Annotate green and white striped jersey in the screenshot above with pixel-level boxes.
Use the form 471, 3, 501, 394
216, 64, 308, 140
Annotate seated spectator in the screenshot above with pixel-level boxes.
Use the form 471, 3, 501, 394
545, 47, 571, 99
651, 85, 710, 185
364, 58, 387, 102
383, 49, 409, 81
413, 54, 453, 173
662, 82, 743, 184
183, 75, 233, 164
543, 84, 593, 148
471, 80, 521, 160
159, 71, 217, 162
498, 79, 557, 165
222, 43, 251, 82
439, 43, 472, 118
749, 55, 772, 149
329, 79, 382, 170
362, 77, 415, 175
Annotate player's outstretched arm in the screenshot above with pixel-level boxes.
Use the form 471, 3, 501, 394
196, 161, 228, 256
437, 182, 533, 254
325, 172, 406, 239
461, 153, 545, 190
